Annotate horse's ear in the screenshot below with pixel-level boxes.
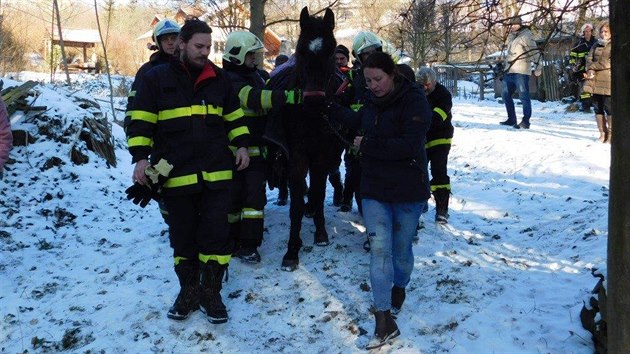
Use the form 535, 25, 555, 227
300, 7, 309, 29
324, 8, 335, 30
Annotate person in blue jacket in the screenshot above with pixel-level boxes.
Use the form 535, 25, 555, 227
324, 52, 432, 349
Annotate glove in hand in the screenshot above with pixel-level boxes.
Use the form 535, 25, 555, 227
125, 183, 157, 208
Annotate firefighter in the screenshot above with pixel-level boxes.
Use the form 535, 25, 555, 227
126, 19, 250, 324
569, 23, 597, 112
416, 67, 454, 224
222, 31, 268, 263
125, 19, 180, 225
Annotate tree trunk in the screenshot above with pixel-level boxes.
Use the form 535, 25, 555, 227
248, 0, 266, 67
607, 0, 630, 351
53, 0, 71, 87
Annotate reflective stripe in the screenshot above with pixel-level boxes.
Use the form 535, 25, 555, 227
128, 90, 136, 98
223, 108, 244, 122
202, 170, 232, 182
434, 107, 448, 121
127, 136, 153, 148
125, 111, 131, 118
199, 253, 231, 265
577, 52, 587, 58
228, 126, 249, 141
351, 103, 363, 112
425, 138, 452, 149
174, 256, 188, 265
157, 105, 223, 121
164, 174, 198, 188
261, 90, 272, 109
580, 92, 592, 99
130, 110, 158, 123
239, 86, 252, 107
163, 170, 232, 188
242, 108, 259, 116
229, 146, 261, 156
242, 208, 263, 219
431, 184, 451, 192
228, 212, 241, 223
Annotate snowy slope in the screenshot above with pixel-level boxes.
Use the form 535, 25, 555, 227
0, 75, 606, 353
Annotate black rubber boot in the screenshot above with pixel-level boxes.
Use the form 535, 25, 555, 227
167, 260, 200, 320
199, 261, 228, 324
366, 310, 400, 350
434, 189, 450, 224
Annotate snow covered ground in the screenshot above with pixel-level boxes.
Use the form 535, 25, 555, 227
0, 74, 607, 353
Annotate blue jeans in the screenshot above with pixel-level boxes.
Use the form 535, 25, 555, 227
363, 198, 426, 311
502, 73, 531, 124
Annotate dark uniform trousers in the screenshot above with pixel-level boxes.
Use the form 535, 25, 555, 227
427, 143, 451, 192
164, 186, 233, 261
228, 156, 267, 249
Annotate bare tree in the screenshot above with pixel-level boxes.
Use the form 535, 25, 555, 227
53, 0, 71, 86
94, 0, 117, 126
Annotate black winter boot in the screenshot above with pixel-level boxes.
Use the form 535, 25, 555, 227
434, 189, 450, 224
391, 286, 406, 315
366, 310, 400, 350
167, 260, 200, 320
199, 261, 228, 324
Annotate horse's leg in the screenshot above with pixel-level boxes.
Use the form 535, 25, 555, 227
309, 148, 330, 246
281, 150, 309, 271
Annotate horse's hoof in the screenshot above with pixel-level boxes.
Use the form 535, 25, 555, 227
281, 258, 299, 272
314, 230, 329, 246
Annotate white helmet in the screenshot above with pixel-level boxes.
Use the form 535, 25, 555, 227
152, 19, 180, 50
352, 31, 382, 59
223, 31, 265, 65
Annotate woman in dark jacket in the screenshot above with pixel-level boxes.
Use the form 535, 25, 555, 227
328, 52, 432, 349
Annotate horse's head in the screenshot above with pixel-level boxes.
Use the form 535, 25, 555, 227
294, 7, 337, 92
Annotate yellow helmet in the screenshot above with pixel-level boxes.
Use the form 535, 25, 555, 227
223, 31, 265, 65
352, 31, 382, 59
152, 19, 180, 50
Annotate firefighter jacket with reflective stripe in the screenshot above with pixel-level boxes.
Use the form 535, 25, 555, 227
569, 36, 597, 78
124, 51, 173, 131
425, 82, 454, 149
223, 60, 277, 151
127, 59, 249, 196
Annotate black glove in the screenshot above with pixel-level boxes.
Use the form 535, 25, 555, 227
126, 159, 173, 208
125, 183, 157, 208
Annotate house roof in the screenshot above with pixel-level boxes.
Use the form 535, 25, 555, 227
52, 29, 100, 44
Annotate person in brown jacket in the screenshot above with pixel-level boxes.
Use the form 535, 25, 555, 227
583, 21, 611, 143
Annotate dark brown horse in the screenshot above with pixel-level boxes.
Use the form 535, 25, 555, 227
265, 7, 342, 271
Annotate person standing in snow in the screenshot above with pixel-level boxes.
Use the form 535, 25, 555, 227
127, 19, 250, 324
0, 96, 13, 179
583, 21, 612, 144
569, 23, 597, 113
221, 31, 270, 264
416, 67, 454, 225
499, 16, 542, 130
323, 52, 432, 349
124, 19, 180, 225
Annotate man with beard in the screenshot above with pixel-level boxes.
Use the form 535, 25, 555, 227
126, 19, 250, 324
